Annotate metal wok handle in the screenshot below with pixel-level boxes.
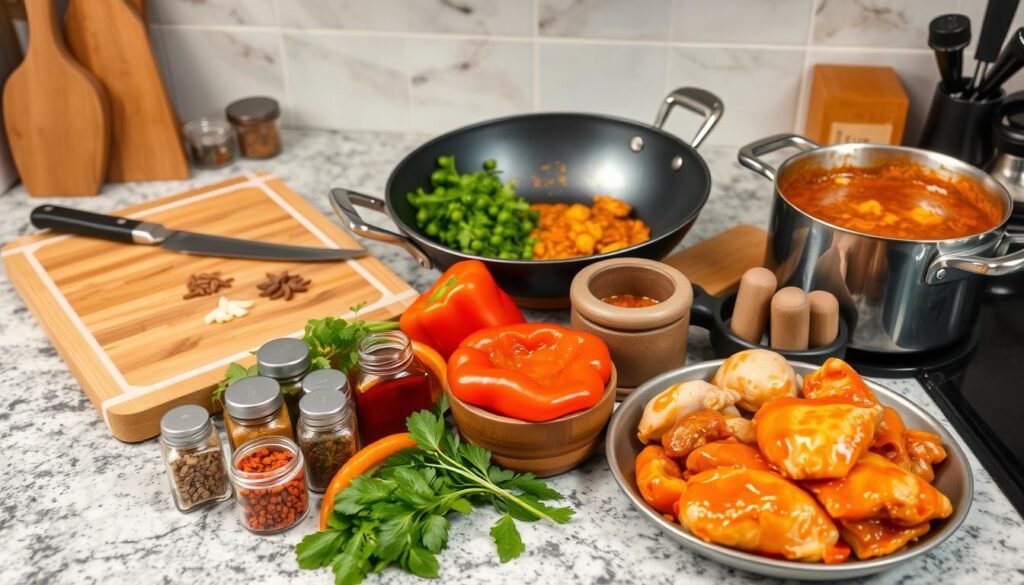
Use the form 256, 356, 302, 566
926, 232, 1024, 283
329, 188, 432, 269
653, 87, 723, 149
737, 133, 820, 182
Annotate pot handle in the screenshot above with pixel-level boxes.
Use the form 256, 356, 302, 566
653, 87, 723, 149
737, 133, 820, 182
328, 188, 432, 269
925, 232, 1024, 284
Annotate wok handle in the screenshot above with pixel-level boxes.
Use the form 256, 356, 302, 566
737, 133, 820, 182
328, 188, 433, 269
926, 232, 1024, 283
653, 87, 723, 149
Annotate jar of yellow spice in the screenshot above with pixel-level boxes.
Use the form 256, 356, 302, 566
223, 375, 293, 450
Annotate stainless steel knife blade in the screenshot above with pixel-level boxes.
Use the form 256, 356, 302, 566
158, 230, 366, 262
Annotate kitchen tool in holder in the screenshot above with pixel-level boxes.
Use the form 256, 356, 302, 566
918, 82, 1004, 167
967, 0, 1020, 94
976, 28, 1024, 101
930, 14, 972, 95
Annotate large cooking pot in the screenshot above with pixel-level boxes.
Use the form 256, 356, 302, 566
739, 133, 1024, 353
330, 87, 723, 308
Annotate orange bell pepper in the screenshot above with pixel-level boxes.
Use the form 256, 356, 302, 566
399, 260, 524, 359
447, 323, 611, 422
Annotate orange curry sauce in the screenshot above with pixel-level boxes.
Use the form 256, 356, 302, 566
601, 294, 659, 308
779, 164, 1004, 240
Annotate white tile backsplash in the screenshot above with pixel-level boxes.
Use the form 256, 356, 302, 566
812, 0, 957, 48
149, 0, 277, 26
407, 0, 534, 36
277, 0, 406, 31
538, 0, 672, 40
672, 0, 814, 45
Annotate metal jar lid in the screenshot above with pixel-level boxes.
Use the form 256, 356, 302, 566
301, 368, 350, 396
299, 390, 348, 426
257, 338, 311, 380
226, 96, 280, 125
225, 376, 283, 420
160, 404, 212, 447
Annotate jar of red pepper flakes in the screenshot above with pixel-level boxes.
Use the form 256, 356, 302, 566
227, 436, 309, 534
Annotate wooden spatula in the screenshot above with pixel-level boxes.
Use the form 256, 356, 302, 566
3, 0, 110, 196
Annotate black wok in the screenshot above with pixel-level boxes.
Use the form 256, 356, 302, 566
330, 87, 723, 308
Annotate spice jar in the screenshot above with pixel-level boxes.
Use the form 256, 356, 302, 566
223, 376, 293, 450
226, 96, 281, 159
228, 436, 308, 534
297, 390, 358, 492
159, 405, 232, 512
302, 367, 354, 410
182, 117, 237, 169
355, 331, 434, 444
257, 337, 312, 428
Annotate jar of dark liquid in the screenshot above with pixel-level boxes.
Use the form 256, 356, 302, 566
354, 331, 433, 443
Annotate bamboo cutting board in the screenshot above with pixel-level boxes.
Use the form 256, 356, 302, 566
2, 173, 417, 442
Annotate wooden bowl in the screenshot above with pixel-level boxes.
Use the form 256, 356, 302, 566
446, 365, 617, 477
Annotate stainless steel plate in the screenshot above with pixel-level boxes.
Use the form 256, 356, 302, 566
605, 360, 974, 580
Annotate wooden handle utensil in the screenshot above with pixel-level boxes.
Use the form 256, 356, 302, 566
808, 290, 840, 348
770, 287, 810, 350
730, 267, 777, 344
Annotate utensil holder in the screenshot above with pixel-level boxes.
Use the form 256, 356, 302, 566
918, 81, 1004, 167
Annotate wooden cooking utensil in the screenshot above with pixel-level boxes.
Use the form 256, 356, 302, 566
3, 0, 110, 196
808, 290, 840, 348
662, 224, 768, 295
729, 267, 777, 344
770, 287, 810, 350
65, 0, 188, 182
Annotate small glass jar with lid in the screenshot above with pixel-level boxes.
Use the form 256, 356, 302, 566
228, 436, 309, 534
223, 376, 293, 450
297, 390, 359, 492
355, 331, 434, 444
182, 117, 237, 169
301, 367, 354, 412
159, 404, 232, 512
226, 96, 282, 159
257, 337, 312, 427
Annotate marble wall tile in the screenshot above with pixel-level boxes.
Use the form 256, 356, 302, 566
665, 47, 804, 147
537, 42, 668, 121
276, 0, 407, 31
812, 0, 957, 48
157, 27, 286, 121
672, 0, 814, 45
407, 0, 535, 36
408, 38, 533, 133
538, 0, 672, 40
149, 0, 277, 26
284, 33, 410, 131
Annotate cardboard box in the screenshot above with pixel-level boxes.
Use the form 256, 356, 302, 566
805, 64, 909, 145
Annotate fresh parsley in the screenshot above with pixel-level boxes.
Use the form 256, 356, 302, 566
296, 397, 574, 583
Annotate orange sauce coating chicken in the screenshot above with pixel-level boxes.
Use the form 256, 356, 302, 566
871, 407, 948, 482
801, 358, 878, 408
634, 445, 687, 516
661, 410, 733, 459
712, 349, 798, 412
685, 441, 773, 475
838, 519, 931, 560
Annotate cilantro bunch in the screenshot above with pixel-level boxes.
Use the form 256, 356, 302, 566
296, 399, 573, 583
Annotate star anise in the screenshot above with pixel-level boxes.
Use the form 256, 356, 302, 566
184, 272, 234, 299
257, 271, 311, 301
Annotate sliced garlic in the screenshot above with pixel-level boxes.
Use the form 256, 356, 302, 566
204, 296, 253, 324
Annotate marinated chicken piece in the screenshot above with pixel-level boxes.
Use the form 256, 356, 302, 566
634, 445, 687, 516
712, 349, 799, 412
754, 397, 879, 480
679, 468, 846, 563
805, 452, 953, 526
801, 358, 878, 408
722, 414, 755, 444
838, 519, 931, 560
870, 407, 947, 482
661, 411, 733, 459
685, 441, 773, 475
636, 380, 741, 444
871, 406, 910, 465
905, 429, 947, 483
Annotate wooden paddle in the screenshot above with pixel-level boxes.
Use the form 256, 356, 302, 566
3, 0, 110, 196
65, 0, 188, 182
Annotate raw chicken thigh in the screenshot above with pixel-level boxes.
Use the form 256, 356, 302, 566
712, 349, 798, 412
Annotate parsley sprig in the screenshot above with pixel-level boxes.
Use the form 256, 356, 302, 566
296, 398, 574, 583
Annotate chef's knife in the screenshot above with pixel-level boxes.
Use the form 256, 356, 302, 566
30, 205, 367, 262
968, 0, 1020, 95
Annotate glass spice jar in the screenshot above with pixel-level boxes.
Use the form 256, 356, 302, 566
257, 337, 311, 428
223, 376, 293, 450
226, 96, 281, 159
301, 367, 354, 412
355, 331, 434, 444
297, 390, 358, 493
159, 405, 232, 512
228, 436, 309, 534
182, 117, 237, 169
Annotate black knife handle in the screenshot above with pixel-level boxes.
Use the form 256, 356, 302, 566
976, 0, 1020, 62
30, 205, 142, 243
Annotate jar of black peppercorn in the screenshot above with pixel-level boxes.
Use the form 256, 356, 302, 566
296, 390, 358, 492
159, 405, 232, 512
226, 96, 281, 159
257, 337, 311, 427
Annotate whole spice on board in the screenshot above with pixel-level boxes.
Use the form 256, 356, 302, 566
257, 271, 311, 301
204, 296, 253, 324
158, 405, 232, 512
296, 390, 358, 492
183, 272, 233, 299
229, 437, 309, 533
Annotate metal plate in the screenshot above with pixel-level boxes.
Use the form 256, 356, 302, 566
605, 360, 974, 580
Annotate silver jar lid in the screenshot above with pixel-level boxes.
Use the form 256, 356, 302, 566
226, 96, 280, 125
257, 338, 311, 380
224, 376, 282, 420
301, 368, 349, 395
299, 390, 348, 426
160, 404, 212, 447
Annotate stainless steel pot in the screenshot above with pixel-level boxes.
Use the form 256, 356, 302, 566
739, 133, 1024, 353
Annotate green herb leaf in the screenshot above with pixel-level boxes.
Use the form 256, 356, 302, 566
459, 443, 492, 476
334, 476, 396, 515
421, 514, 449, 553
295, 530, 346, 569
500, 472, 565, 502
407, 409, 444, 451
490, 514, 525, 562
509, 494, 575, 524
487, 466, 516, 485
226, 362, 248, 379
448, 498, 473, 514
405, 546, 440, 578
376, 514, 415, 562
391, 468, 435, 506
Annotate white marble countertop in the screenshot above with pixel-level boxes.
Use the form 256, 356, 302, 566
1, 130, 1022, 584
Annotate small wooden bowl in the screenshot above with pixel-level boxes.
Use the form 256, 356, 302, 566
446, 366, 617, 478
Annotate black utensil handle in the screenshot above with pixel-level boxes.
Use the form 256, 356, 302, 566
689, 285, 720, 330
978, 28, 1024, 99
30, 205, 142, 243
976, 0, 1020, 62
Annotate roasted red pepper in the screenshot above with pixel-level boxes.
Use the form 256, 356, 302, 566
447, 323, 612, 422
399, 260, 524, 359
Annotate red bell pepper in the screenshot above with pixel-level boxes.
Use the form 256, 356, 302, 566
447, 323, 612, 422
400, 260, 524, 359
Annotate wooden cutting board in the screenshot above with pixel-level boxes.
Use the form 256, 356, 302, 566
2, 173, 417, 442
3, 0, 110, 196
663, 224, 768, 294
65, 0, 188, 182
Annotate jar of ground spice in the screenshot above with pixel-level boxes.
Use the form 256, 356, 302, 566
296, 390, 358, 493
228, 436, 308, 534
257, 337, 312, 428
159, 405, 232, 512
223, 376, 293, 450
226, 96, 281, 159
301, 367, 355, 414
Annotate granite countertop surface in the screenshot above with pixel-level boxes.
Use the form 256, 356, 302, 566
1, 129, 1022, 584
